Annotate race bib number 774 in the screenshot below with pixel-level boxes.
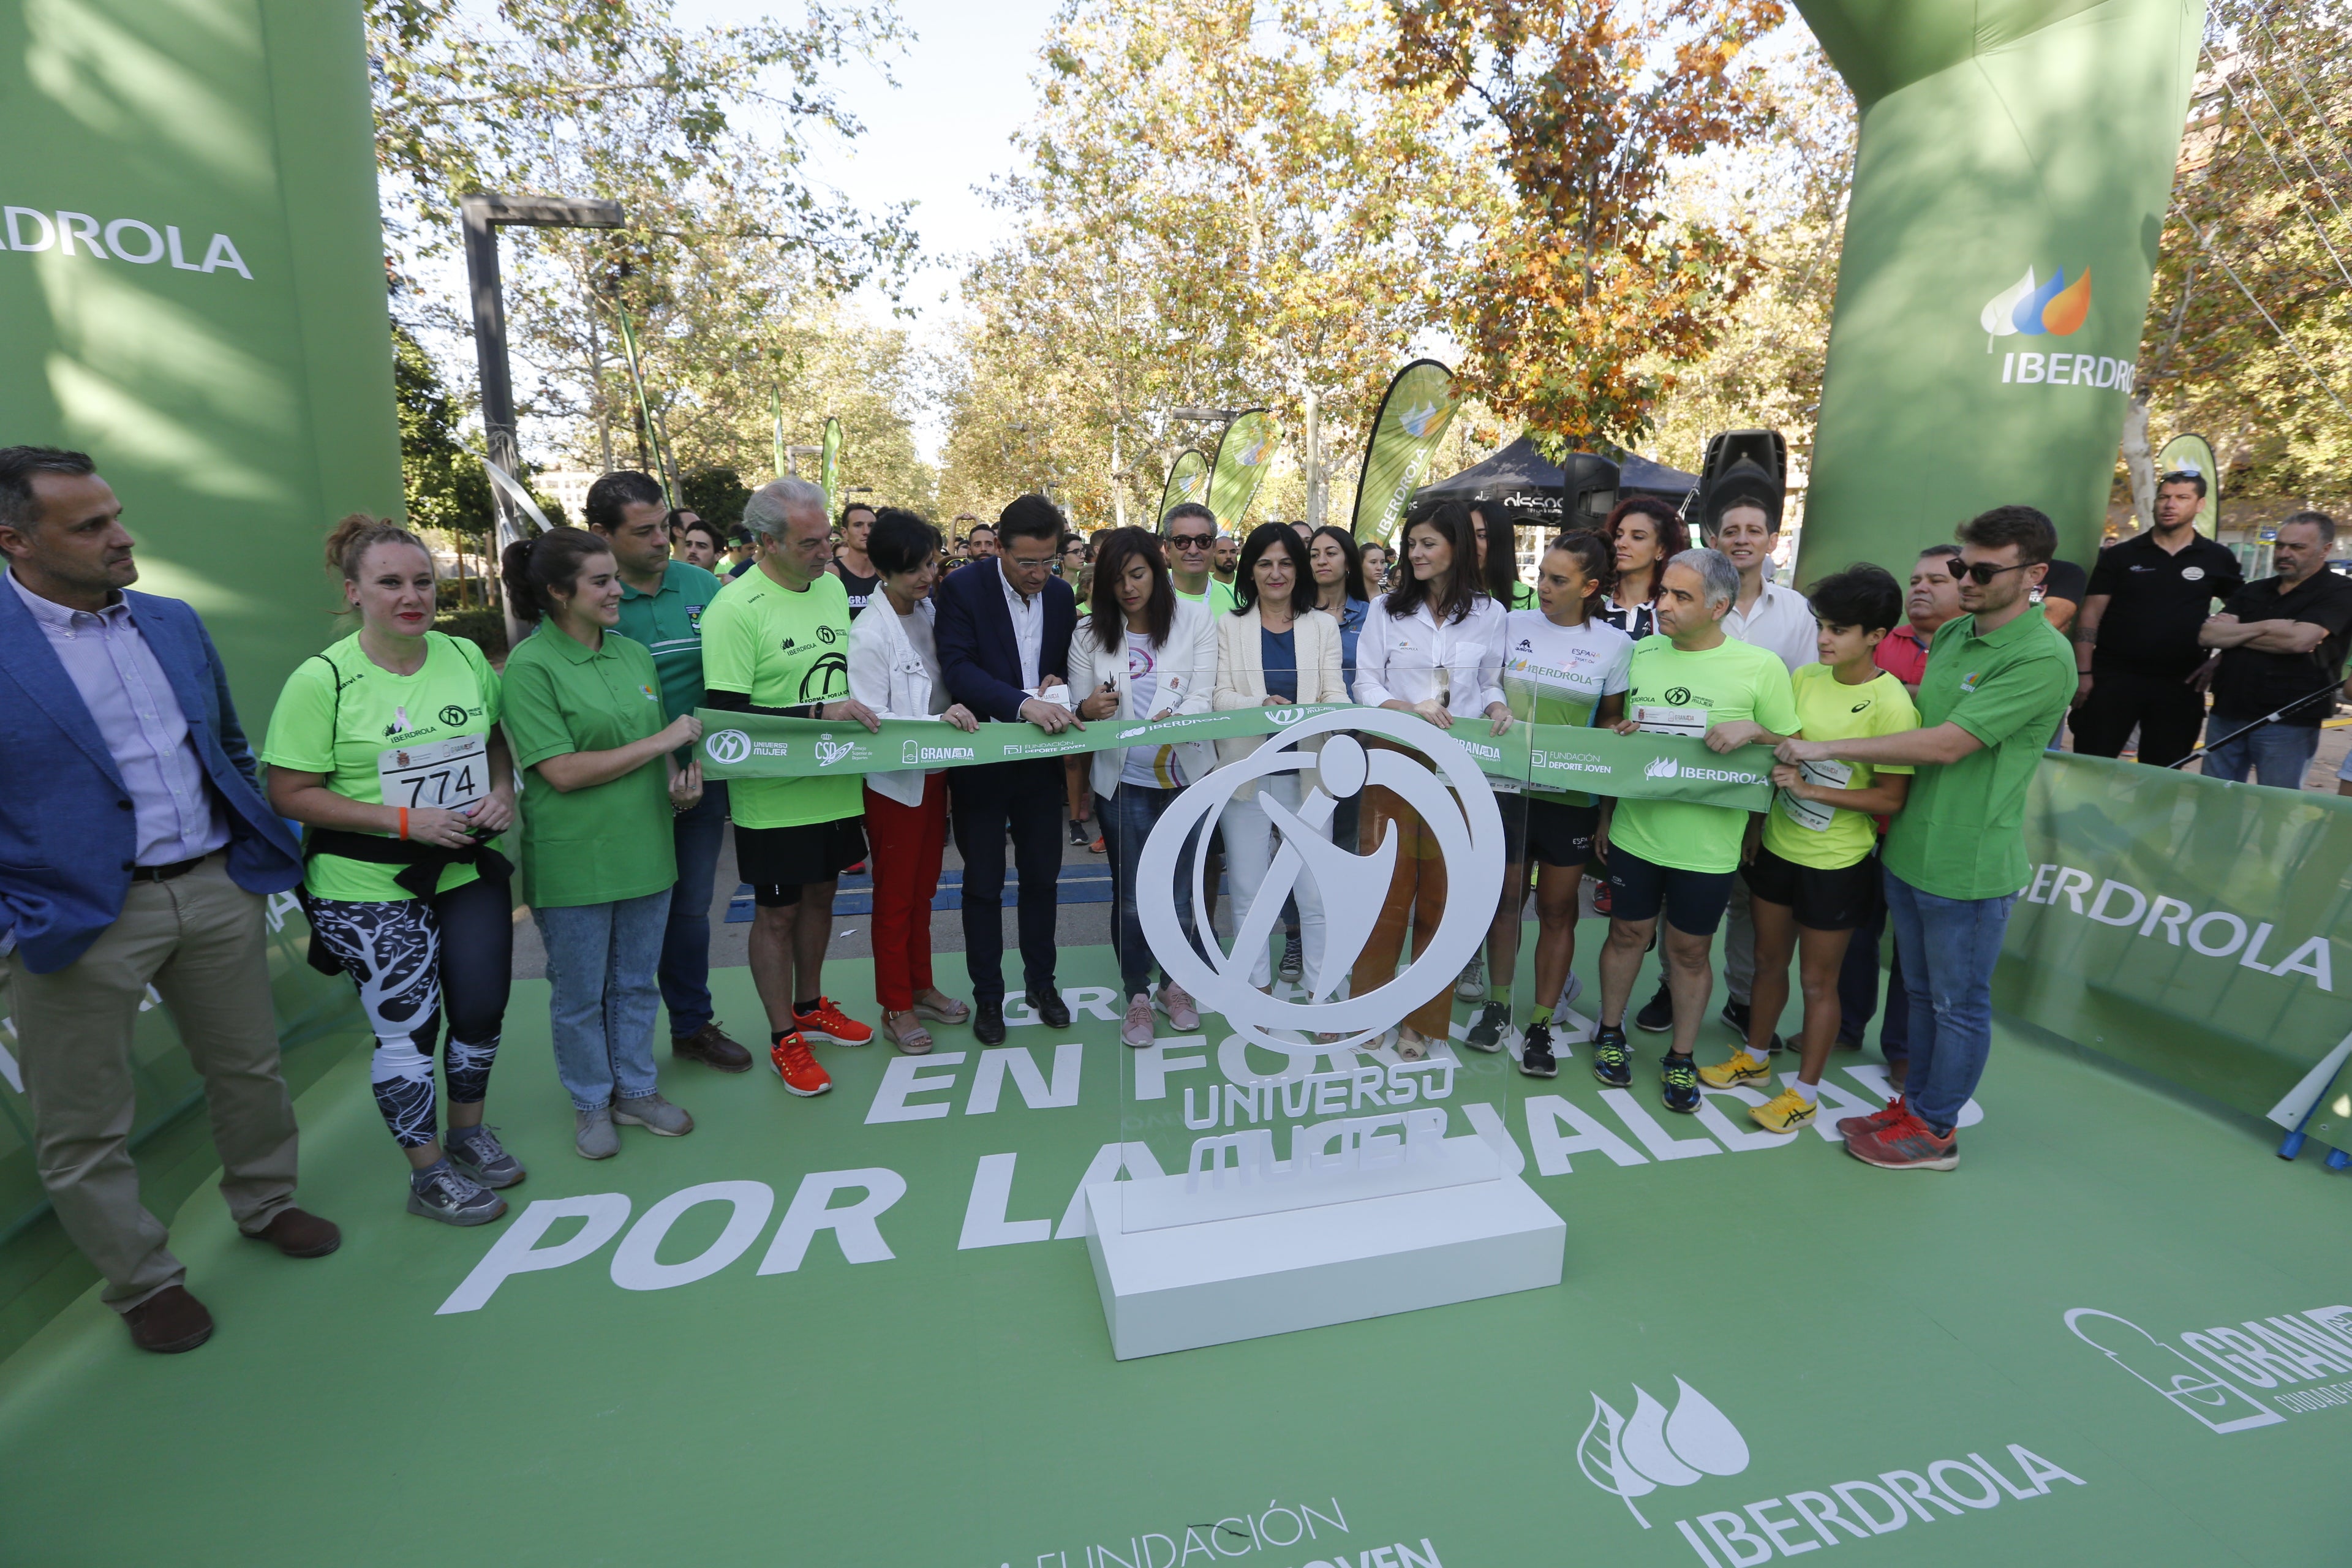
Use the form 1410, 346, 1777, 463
377, 734, 488, 812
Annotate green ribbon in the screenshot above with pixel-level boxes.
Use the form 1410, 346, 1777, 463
693, 706, 1775, 810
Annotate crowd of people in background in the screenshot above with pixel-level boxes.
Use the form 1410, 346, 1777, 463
2, 436, 2347, 1355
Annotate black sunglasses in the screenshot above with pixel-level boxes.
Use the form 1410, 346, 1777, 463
1168, 533, 1215, 549
1944, 559, 2037, 586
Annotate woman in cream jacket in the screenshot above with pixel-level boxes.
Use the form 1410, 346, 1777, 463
1071, 527, 1221, 1046
1210, 523, 1346, 995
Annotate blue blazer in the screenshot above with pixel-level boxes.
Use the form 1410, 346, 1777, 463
0, 584, 301, 973
934, 558, 1078, 724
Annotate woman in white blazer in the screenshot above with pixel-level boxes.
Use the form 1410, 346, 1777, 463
1211, 523, 1346, 996
1071, 527, 1220, 1046
846, 510, 979, 1054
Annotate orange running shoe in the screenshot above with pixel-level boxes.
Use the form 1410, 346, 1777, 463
1836, 1095, 1908, 1140
791, 996, 873, 1046
770, 1032, 833, 1097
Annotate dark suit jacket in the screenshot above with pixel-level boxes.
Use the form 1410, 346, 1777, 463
0, 583, 301, 973
934, 557, 1077, 723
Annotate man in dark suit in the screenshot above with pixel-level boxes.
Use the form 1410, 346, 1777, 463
934, 494, 1080, 1042
0, 446, 338, 1354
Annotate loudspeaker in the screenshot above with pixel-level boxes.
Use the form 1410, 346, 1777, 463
1695, 429, 1787, 537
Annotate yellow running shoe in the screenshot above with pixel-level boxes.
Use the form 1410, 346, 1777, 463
1698, 1050, 1772, 1090
1750, 1086, 1818, 1133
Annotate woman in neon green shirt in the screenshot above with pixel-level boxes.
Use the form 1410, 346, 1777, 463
265, 516, 519, 1227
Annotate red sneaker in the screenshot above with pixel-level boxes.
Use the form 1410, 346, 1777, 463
791, 996, 873, 1046
1836, 1095, 1909, 1139
770, 1032, 833, 1097
1845, 1109, 1958, 1170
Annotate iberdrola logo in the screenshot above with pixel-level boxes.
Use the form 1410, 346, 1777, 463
1234, 431, 1270, 467
1396, 401, 1446, 437
1981, 265, 2092, 348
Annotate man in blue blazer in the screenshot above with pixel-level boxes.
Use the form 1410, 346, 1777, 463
0, 447, 339, 1354
934, 494, 1080, 1042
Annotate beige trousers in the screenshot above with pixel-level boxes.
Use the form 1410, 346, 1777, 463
10, 854, 298, 1311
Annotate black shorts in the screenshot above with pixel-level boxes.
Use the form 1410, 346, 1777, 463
736, 818, 867, 908
1605, 843, 1736, 935
1523, 797, 1600, 869
1740, 843, 1875, 932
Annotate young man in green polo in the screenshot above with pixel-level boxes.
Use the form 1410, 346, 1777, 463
1776, 505, 2073, 1170
587, 470, 752, 1074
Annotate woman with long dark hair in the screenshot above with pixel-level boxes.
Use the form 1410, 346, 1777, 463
1071, 527, 1220, 1046
1598, 496, 1689, 641
1351, 501, 1512, 1058
1470, 502, 1536, 610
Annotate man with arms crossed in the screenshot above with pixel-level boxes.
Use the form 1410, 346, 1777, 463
0, 446, 337, 1352
1777, 505, 2073, 1170
2196, 511, 2352, 789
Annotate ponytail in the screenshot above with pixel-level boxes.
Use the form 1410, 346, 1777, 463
500, 527, 611, 625
324, 513, 429, 579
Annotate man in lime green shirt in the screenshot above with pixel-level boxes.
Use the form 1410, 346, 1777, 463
588, 470, 749, 1073
1163, 503, 1237, 615
1593, 548, 1798, 1114
700, 477, 883, 1098
1777, 505, 2073, 1170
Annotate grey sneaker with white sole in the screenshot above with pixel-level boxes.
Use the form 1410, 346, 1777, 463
407, 1160, 507, 1226
614, 1093, 695, 1137
575, 1107, 619, 1160
445, 1123, 526, 1189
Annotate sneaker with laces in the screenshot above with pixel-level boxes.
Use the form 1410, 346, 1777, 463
1154, 981, 1199, 1031
1121, 993, 1156, 1049
1836, 1095, 1909, 1139
1846, 1109, 1958, 1170
1557, 971, 1583, 1012
1278, 932, 1304, 982
1464, 1000, 1509, 1053
1634, 979, 1675, 1033
770, 1032, 833, 1097
1750, 1087, 1818, 1133
614, 1093, 695, 1137
791, 997, 873, 1046
1455, 956, 1486, 1003
1659, 1052, 1701, 1114
1068, 818, 1090, 847
445, 1123, 526, 1189
407, 1160, 507, 1226
1698, 1050, 1773, 1090
1590, 1025, 1632, 1087
1518, 1019, 1559, 1078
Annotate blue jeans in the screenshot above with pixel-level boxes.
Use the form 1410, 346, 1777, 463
535, 889, 673, 1111
659, 779, 728, 1038
1097, 787, 1202, 1001
1882, 868, 2015, 1136
2202, 714, 2322, 791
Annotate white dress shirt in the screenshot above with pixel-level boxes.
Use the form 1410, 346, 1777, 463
999, 565, 1044, 691
1722, 579, 1817, 674
1354, 594, 1508, 715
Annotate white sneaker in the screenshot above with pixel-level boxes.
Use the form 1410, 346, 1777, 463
1455, 956, 1485, 1003
1121, 993, 1155, 1049
1155, 981, 1199, 1031
1558, 971, 1583, 1011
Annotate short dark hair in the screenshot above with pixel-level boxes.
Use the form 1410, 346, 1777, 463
1163, 502, 1216, 534
1806, 564, 1904, 633
1956, 504, 2057, 566
1232, 522, 1314, 615
998, 494, 1063, 545
584, 470, 665, 533
681, 517, 722, 550
2158, 470, 2208, 500
2280, 510, 2337, 546
0, 445, 97, 532
840, 502, 876, 529
965, 523, 997, 540
1917, 543, 1962, 561
1087, 526, 1175, 650
500, 527, 614, 624
869, 507, 943, 576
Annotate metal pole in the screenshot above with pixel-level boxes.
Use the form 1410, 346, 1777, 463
461, 201, 523, 559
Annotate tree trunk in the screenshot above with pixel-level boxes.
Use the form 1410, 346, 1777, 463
2119, 391, 2155, 532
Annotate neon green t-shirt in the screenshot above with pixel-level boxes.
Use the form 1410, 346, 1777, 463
1175, 579, 1237, 616
261, 631, 502, 903
699, 566, 861, 829
1760, 663, 1918, 871
1609, 635, 1798, 875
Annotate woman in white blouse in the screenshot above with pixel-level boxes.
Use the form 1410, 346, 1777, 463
1210, 523, 1346, 996
846, 510, 980, 1054
1352, 501, 1512, 1058
1071, 527, 1220, 1047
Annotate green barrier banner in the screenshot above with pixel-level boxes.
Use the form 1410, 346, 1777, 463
1525, 725, 1774, 810
1994, 753, 2352, 1140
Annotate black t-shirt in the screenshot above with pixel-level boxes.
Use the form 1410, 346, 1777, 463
2209, 571, 2352, 723
2035, 558, 2087, 609
2085, 532, 2245, 677
834, 562, 881, 619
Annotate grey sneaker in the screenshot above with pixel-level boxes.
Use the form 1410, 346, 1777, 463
407, 1161, 507, 1226
575, 1106, 619, 1160
1455, 955, 1485, 1003
445, 1123, 526, 1189
1278, 932, 1304, 982
614, 1093, 695, 1137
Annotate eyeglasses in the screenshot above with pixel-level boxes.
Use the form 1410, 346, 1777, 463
1168, 533, 1215, 550
1944, 559, 2035, 586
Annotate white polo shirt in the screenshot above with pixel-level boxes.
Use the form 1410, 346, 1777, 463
1722, 579, 1817, 673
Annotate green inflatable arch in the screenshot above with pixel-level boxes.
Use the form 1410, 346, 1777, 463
1793, 0, 2206, 577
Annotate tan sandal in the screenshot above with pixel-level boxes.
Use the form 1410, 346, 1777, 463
883, 1010, 935, 1055
911, 990, 970, 1025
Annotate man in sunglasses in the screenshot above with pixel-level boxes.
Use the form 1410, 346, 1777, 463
2070, 469, 2243, 767
1775, 505, 2073, 1171
1163, 503, 1237, 615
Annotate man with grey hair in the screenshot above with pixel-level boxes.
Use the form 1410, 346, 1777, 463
1591, 546, 1798, 1113
700, 476, 883, 1098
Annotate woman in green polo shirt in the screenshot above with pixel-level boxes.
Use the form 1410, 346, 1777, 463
265, 515, 519, 1227
499, 528, 706, 1161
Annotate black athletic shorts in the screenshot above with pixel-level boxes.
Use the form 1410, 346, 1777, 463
1604, 843, 1736, 935
1505, 796, 1600, 869
1740, 843, 1875, 932
736, 817, 867, 908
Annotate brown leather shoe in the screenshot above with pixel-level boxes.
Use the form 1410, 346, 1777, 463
244, 1207, 342, 1258
124, 1285, 214, 1354
672, 1021, 753, 1073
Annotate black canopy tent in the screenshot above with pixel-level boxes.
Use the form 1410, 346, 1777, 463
1406, 436, 1698, 530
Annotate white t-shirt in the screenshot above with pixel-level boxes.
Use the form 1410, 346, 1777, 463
1118, 632, 1187, 789
1501, 610, 1634, 803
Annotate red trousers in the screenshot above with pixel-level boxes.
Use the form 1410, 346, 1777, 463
865, 776, 948, 1011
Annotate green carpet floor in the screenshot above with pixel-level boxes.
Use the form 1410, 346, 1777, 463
4, 944, 2350, 1567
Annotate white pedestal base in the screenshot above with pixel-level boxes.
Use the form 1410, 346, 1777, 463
1084, 1172, 1565, 1360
